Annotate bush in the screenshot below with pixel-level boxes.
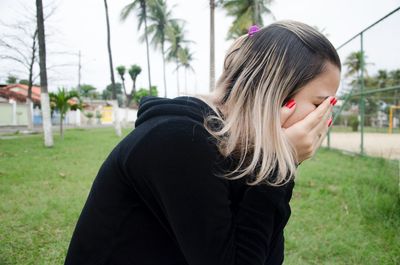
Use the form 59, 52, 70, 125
133, 86, 158, 104
349, 115, 359, 131
84, 112, 94, 119
85, 112, 94, 125
95, 111, 102, 125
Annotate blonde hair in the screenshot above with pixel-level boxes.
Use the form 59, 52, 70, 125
201, 20, 341, 186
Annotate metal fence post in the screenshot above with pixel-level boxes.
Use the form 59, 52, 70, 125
360, 33, 365, 156
327, 130, 331, 149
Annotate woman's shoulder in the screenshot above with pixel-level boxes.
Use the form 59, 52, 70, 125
133, 95, 219, 150
120, 114, 218, 165
143, 116, 217, 154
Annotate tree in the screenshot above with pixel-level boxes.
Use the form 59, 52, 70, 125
166, 20, 191, 96
377, 69, 400, 106
6, 75, 18, 84
116, 65, 127, 106
342, 51, 372, 101
49, 88, 80, 139
209, 0, 215, 91
1, 5, 57, 131
388, 69, 400, 86
128, 64, 142, 104
221, 0, 274, 39
19, 79, 30, 85
133, 86, 158, 104
388, 69, 400, 106
145, 0, 176, 98
104, 0, 121, 136
178, 47, 195, 94
102, 83, 124, 106
36, 0, 53, 147
344, 51, 370, 81
341, 67, 400, 126
376, 69, 388, 88
120, 0, 153, 94
79, 84, 97, 99
0, 21, 38, 130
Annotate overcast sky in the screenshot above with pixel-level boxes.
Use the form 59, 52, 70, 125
1, 0, 399, 98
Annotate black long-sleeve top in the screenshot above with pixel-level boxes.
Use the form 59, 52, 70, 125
64, 96, 295, 265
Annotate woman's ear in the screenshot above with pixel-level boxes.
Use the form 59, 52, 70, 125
280, 99, 296, 128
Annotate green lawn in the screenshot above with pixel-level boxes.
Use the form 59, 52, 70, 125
0, 128, 399, 264
286, 149, 399, 264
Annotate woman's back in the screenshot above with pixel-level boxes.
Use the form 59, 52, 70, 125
64, 95, 294, 265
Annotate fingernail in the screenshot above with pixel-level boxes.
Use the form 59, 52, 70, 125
285, 99, 296, 109
330, 97, 337, 106
327, 117, 333, 127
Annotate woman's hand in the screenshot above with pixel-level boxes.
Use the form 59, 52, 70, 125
280, 96, 335, 164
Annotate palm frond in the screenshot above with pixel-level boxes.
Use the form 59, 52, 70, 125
120, 1, 138, 21
222, 0, 274, 39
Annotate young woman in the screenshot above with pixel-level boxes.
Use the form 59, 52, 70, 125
65, 20, 340, 265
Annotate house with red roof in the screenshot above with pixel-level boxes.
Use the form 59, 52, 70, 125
0, 84, 41, 104
0, 84, 79, 105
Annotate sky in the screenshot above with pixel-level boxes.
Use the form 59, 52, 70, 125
0, 0, 399, 98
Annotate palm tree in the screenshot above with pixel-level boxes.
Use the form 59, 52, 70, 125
116, 65, 127, 106
104, 0, 117, 100
377, 69, 388, 88
145, 0, 176, 98
388, 69, 400, 106
36, 0, 53, 147
128, 65, 142, 103
121, 0, 152, 94
104, 0, 121, 136
344, 51, 369, 81
178, 47, 195, 94
388, 69, 400, 86
221, 0, 274, 39
209, 0, 216, 92
49, 88, 80, 139
166, 20, 191, 96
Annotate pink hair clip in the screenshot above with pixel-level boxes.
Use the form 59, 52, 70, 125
248, 25, 260, 37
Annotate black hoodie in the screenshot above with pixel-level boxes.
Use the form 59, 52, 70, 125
64, 96, 294, 265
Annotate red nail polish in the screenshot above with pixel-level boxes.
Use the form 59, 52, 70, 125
328, 118, 333, 127
285, 99, 296, 109
330, 97, 337, 106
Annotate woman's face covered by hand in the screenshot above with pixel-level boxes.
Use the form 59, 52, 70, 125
282, 62, 341, 129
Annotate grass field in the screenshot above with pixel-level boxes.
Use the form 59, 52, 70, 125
0, 128, 399, 264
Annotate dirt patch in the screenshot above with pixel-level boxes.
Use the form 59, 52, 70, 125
322, 132, 400, 160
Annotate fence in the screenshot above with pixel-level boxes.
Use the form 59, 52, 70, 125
0, 101, 138, 127
323, 6, 400, 160
0, 101, 81, 126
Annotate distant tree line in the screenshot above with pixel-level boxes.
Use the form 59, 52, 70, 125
339, 51, 400, 128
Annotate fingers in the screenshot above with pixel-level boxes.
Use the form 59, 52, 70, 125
310, 111, 333, 138
303, 96, 336, 130
282, 97, 336, 164
280, 99, 296, 127
311, 116, 331, 150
